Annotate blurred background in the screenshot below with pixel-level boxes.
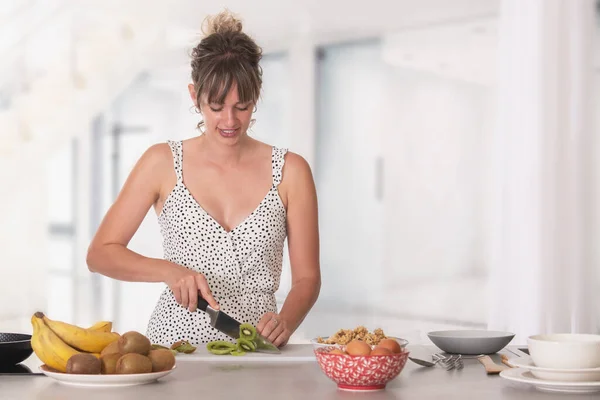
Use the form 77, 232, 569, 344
1, 0, 599, 345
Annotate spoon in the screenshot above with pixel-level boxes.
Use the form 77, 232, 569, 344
409, 356, 442, 367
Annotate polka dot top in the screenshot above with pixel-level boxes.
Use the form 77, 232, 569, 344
146, 140, 288, 346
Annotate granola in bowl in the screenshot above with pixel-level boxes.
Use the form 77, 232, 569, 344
316, 326, 389, 346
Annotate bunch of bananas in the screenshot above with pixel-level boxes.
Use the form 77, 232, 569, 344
30, 312, 120, 372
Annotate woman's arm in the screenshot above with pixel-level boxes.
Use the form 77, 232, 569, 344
86, 143, 218, 311
258, 152, 321, 346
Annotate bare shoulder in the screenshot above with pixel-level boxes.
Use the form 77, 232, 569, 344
123, 142, 175, 196
279, 151, 315, 208
139, 142, 172, 169
282, 151, 313, 182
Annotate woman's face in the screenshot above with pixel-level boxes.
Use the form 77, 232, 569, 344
188, 82, 254, 144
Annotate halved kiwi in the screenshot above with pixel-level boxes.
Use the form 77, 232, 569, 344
239, 323, 257, 341
237, 338, 256, 352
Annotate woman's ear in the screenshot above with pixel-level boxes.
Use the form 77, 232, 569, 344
188, 83, 198, 108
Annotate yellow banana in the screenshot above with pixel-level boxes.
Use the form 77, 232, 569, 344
31, 312, 80, 372
87, 321, 112, 333
42, 314, 120, 353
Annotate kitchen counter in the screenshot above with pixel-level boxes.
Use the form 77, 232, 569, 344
3, 345, 597, 400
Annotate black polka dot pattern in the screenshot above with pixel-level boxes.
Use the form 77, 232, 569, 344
146, 140, 288, 346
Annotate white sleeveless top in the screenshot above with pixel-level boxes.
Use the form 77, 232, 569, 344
146, 140, 288, 345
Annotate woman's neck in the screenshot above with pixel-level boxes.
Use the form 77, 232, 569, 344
196, 133, 256, 167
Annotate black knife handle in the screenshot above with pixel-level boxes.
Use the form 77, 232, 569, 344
197, 294, 210, 312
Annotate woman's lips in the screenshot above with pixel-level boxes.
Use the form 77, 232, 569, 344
219, 128, 238, 138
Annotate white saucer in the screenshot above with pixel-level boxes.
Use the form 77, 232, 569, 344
500, 368, 600, 394
508, 356, 600, 382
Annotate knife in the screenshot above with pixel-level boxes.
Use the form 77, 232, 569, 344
197, 295, 281, 354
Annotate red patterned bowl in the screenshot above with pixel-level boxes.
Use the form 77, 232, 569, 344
312, 340, 409, 391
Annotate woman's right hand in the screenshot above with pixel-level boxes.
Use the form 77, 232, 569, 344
165, 264, 220, 312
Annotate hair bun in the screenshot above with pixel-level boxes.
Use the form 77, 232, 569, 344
202, 9, 243, 36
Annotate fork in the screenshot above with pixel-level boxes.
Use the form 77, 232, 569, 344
433, 353, 464, 370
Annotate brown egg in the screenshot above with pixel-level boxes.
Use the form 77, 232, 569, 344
377, 338, 402, 354
329, 348, 346, 355
345, 340, 372, 356
370, 346, 393, 356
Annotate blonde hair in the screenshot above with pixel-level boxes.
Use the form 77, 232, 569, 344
201, 9, 243, 36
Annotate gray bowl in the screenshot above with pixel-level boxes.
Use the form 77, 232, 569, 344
427, 330, 515, 355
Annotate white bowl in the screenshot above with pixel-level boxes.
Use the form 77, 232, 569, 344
427, 330, 514, 355
528, 334, 600, 369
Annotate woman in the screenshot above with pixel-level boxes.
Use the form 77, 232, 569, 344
86, 10, 321, 348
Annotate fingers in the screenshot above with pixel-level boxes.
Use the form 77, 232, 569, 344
267, 320, 284, 344
257, 313, 275, 335
170, 271, 219, 312
273, 333, 288, 348
172, 285, 182, 305
180, 278, 189, 310
257, 313, 289, 347
188, 277, 198, 312
260, 314, 281, 339
196, 274, 219, 310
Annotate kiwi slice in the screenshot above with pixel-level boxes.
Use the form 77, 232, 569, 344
206, 341, 236, 355
170, 340, 197, 354
236, 338, 256, 352
239, 323, 257, 341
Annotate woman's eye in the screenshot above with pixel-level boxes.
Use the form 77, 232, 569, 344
208, 106, 249, 112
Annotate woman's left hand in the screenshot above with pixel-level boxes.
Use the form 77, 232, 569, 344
257, 312, 291, 348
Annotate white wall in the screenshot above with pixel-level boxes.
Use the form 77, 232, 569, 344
312, 41, 494, 328
381, 68, 493, 325
0, 145, 48, 333
314, 41, 385, 311
383, 69, 490, 280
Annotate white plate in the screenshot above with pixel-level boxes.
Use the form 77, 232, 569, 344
39, 365, 176, 387
508, 356, 600, 382
500, 368, 600, 394
427, 330, 514, 355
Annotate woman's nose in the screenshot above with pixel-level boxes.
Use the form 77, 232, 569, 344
223, 108, 238, 126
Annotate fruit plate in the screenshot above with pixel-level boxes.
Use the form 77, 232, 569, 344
39, 365, 176, 387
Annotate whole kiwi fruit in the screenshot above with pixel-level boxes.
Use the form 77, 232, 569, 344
118, 331, 151, 356
148, 349, 176, 372
100, 352, 122, 374
100, 340, 121, 356
66, 353, 101, 374
115, 353, 153, 374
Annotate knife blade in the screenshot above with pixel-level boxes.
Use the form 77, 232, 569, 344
197, 295, 281, 354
